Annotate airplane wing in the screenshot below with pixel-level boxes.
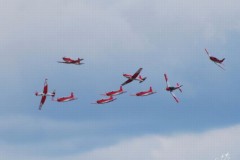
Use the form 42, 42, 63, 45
43, 79, 48, 94
164, 74, 170, 87
214, 62, 225, 70
170, 92, 179, 103
73, 63, 84, 65
132, 68, 142, 79
57, 61, 68, 63
57, 61, 84, 65
205, 49, 210, 57
39, 96, 46, 110
121, 79, 133, 86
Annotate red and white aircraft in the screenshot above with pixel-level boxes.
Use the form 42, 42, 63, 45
164, 74, 183, 103
58, 57, 84, 65
93, 96, 116, 104
205, 49, 225, 70
102, 86, 126, 96
122, 68, 147, 86
35, 79, 55, 110
53, 92, 77, 102
131, 87, 156, 96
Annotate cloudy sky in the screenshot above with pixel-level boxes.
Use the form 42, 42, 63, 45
1, 0, 240, 159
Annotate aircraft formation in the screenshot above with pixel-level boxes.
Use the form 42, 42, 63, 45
35, 51, 226, 110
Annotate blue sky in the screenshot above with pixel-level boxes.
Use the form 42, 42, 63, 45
1, 0, 240, 159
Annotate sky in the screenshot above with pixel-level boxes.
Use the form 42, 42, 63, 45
1, 0, 240, 159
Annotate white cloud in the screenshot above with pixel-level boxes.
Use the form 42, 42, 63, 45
1, 122, 240, 160
68, 125, 240, 160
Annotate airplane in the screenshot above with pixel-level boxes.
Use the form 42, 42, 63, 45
58, 57, 84, 65
164, 74, 183, 103
102, 86, 126, 96
93, 96, 116, 104
205, 49, 225, 70
121, 68, 147, 86
53, 92, 77, 102
131, 87, 156, 96
35, 79, 55, 110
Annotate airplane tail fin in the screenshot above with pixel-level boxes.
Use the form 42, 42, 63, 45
77, 58, 81, 63
52, 90, 56, 97
71, 92, 77, 100
142, 77, 147, 82
149, 86, 152, 92
139, 76, 147, 83
51, 90, 56, 101
177, 83, 183, 92
220, 58, 225, 63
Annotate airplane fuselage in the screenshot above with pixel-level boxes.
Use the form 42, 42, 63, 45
210, 56, 224, 63
97, 97, 116, 104
123, 74, 144, 82
106, 91, 124, 96
57, 96, 75, 102
104, 86, 126, 96
62, 57, 83, 64
166, 86, 181, 92
136, 91, 155, 96
35, 92, 55, 96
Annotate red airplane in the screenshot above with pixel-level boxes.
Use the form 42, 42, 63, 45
35, 79, 55, 110
93, 96, 116, 104
58, 57, 84, 65
205, 49, 225, 70
164, 74, 183, 103
131, 87, 156, 96
53, 92, 77, 102
102, 86, 126, 96
122, 68, 147, 86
